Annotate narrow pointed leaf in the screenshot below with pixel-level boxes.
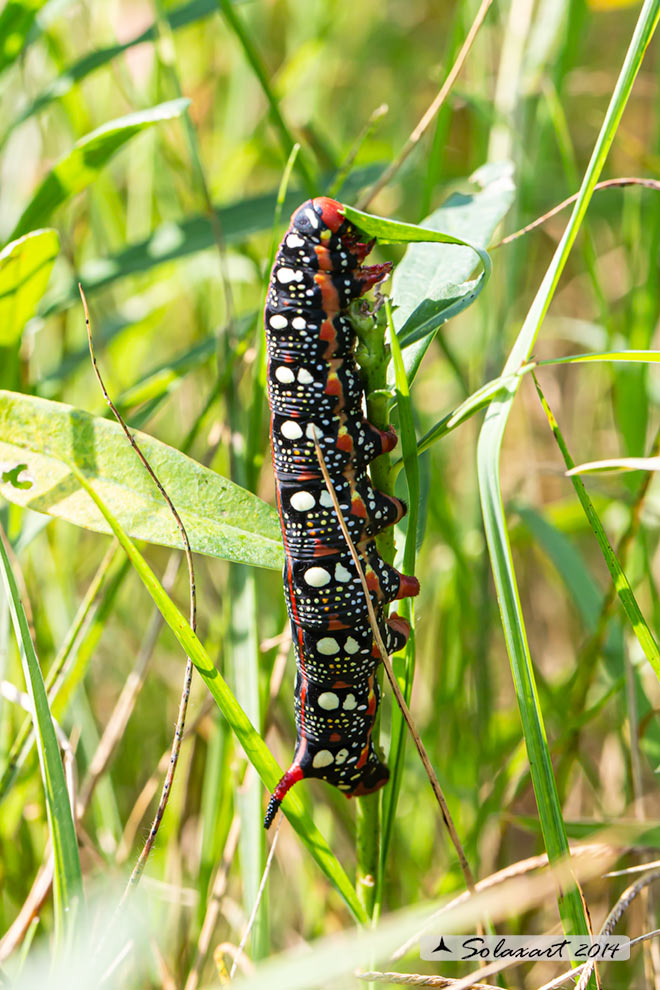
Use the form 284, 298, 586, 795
9, 99, 190, 241
69, 464, 368, 924
0, 530, 82, 941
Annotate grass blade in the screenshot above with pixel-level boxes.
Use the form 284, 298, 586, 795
377, 304, 421, 911
0, 229, 59, 345
476, 0, 660, 941
535, 376, 660, 683
8, 99, 190, 241
0, 526, 82, 945
67, 463, 368, 924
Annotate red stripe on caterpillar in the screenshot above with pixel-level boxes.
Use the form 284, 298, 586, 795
263, 197, 419, 829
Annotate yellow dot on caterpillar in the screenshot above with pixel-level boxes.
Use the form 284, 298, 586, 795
312, 750, 334, 768
318, 692, 340, 710
304, 567, 331, 588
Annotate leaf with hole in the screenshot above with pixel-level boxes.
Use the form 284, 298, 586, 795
0, 391, 283, 569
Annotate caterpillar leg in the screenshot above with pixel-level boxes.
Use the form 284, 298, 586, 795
385, 613, 411, 653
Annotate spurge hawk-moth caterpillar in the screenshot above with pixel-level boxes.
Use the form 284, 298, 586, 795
263, 196, 420, 829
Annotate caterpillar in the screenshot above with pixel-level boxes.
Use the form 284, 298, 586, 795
263, 197, 420, 829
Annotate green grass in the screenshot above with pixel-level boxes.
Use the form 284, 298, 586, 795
2, 1, 660, 987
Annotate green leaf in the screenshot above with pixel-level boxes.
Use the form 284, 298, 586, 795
0, 0, 42, 75
476, 0, 660, 946
568, 456, 660, 474
538, 349, 660, 366
0, 391, 283, 570
68, 464, 368, 925
0, 528, 82, 944
0, 229, 59, 345
390, 162, 515, 380
534, 382, 660, 681
8, 99, 190, 241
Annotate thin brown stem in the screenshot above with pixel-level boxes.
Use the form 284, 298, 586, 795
494, 177, 660, 248
356, 0, 493, 210
576, 868, 660, 990
80, 285, 197, 898
310, 430, 476, 893
184, 815, 241, 990
229, 811, 283, 980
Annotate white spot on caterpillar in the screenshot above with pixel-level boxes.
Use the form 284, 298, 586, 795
269, 314, 287, 329
297, 368, 314, 385
335, 562, 352, 583
312, 749, 334, 768
305, 209, 319, 228
287, 233, 304, 248
317, 637, 339, 655
335, 748, 349, 764
318, 692, 340, 710
290, 491, 315, 512
277, 267, 302, 284
275, 366, 295, 384
306, 423, 321, 440
281, 420, 303, 440
304, 567, 331, 588
292, 316, 307, 330
319, 490, 334, 508
343, 694, 358, 711
345, 637, 359, 654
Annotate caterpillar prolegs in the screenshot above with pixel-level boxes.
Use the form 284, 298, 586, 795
263, 197, 420, 829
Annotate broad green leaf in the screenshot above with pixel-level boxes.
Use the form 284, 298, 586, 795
68, 465, 368, 924
0, 229, 59, 345
389, 162, 515, 381
9, 99, 190, 241
0, 0, 42, 75
0, 391, 283, 569
0, 529, 82, 944
42, 165, 383, 314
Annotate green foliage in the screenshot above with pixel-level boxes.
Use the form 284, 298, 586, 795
0, 391, 282, 568
2, 0, 660, 986
0, 529, 82, 946
0, 229, 59, 345
9, 99, 190, 241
